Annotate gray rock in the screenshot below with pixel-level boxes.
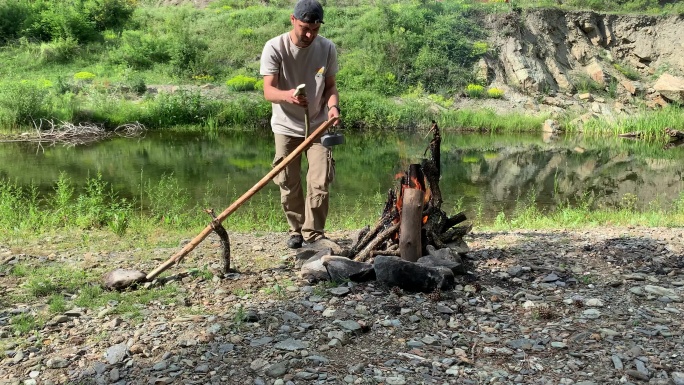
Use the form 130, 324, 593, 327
265, 361, 289, 377
671, 372, 684, 385
302, 238, 346, 256
335, 320, 361, 332
274, 338, 309, 351
298, 250, 333, 282
102, 269, 146, 291
612, 355, 623, 370
507, 266, 524, 277
374, 255, 454, 293
250, 337, 274, 347
104, 343, 128, 365
416, 254, 465, 275
625, 369, 650, 381
321, 255, 375, 282
45, 357, 69, 369
329, 287, 351, 296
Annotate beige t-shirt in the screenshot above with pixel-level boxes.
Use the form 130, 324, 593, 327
260, 32, 338, 137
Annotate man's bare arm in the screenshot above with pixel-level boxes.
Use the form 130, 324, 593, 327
263, 74, 307, 107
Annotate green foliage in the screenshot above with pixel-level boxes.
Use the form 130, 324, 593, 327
465, 84, 485, 98
141, 91, 221, 128
109, 30, 170, 69
11, 313, 38, 335
39, 37, 81, 64
0, 81, 52, 127
427, 93, 453, 108
0, 0, 32, 43
334, 2, 484, 94
0, 0, 136, 45
226, 75, 258, 91
48, 294, 68, 313
146, 174, 192, 226
74, 71, 97, 81
487, 87, 504, 99
573, 74, 603, 93
613, 62, 640, 80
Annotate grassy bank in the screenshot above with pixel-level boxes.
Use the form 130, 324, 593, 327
1, 0, 682, 137
2, 172, 683, 247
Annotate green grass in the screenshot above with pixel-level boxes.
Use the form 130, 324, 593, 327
567, 105, 684, 141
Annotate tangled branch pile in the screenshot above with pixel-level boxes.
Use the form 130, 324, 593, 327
1, 120, 146, 146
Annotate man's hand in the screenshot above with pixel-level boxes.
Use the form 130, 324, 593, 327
289, 88, 308, 108
327, 104, 340, 125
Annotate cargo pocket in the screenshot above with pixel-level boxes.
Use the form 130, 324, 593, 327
326, 151, 336, 184
272, 156, 286, 186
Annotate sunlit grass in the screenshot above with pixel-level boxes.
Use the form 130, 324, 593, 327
567, 105, 684, 141
482, 191, 684, 231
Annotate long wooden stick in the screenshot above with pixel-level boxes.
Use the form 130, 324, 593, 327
146, 118, 338, 280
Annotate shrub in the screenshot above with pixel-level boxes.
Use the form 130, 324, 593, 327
226, 75, 258, 91
0, 0, 32, 43
0, 81, 52, 126
613, 63, 640, 81
110, 30, 170, 69
487, 87, 504, 98
39, 37, 80, 64
83, 0, 137, 32
141, 91, 222, 128
74, 71, 96, 82
465, 84, 485, 98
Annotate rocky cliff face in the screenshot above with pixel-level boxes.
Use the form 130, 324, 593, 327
470, 9, 684, 121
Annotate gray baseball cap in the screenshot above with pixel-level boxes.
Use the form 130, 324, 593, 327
293, 0, 324, 24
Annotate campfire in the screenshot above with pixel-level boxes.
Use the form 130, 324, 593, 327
347, 121, 471, 263
298, 122, 472, 293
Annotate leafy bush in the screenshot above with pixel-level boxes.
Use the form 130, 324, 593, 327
39, 37, 80, 64
74, 71, 96, 81
3, 0, 136, 44
83, 0, 136, 32
0, 0, 32, 43
465, 84, 485, 98
141, 91, 222, 128
226, 75, 257, 91
487, 87, 504, 98
109, 30, 170, 69
0, 81, 52, 126
573, 74, 603, 93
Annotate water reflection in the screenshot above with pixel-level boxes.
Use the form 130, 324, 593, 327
1, 129, 682, 222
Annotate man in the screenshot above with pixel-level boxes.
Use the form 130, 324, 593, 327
260, 0, 341, 249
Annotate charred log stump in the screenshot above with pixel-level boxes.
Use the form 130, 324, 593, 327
399, 187, 424, 262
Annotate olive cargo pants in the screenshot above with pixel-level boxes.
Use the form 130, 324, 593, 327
272, 134, 335, 243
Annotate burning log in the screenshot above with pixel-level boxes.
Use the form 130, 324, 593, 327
399, 187, 424, 262
347, 122, 471, 263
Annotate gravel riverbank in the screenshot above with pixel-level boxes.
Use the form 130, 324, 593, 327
1, 226, 683, 385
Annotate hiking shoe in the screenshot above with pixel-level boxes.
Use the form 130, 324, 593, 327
287, 234, 304, 249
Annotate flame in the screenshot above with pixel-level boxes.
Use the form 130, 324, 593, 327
394, 171, 431, 227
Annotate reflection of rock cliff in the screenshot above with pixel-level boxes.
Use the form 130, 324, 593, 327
470, 9, 684, 120
457, 144, 682, 210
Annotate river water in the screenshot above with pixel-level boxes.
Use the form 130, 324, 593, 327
1, 129, 683, 223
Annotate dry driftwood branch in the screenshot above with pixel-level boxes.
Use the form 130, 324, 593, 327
204, 209, 233, 275
665, 127, 684, 140
354, 222, 400, 262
